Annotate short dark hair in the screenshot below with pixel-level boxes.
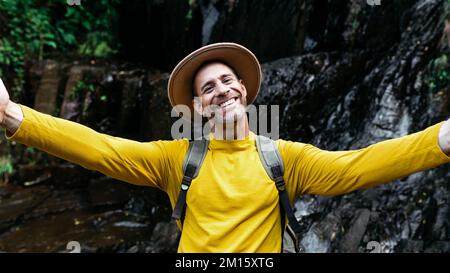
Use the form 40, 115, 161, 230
191, 60, 241, 98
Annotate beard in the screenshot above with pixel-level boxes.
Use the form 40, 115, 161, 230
205, 103, 247, 139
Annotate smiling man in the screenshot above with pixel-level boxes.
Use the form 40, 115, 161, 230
167, 43, 262, 141
193, 61, 249, 139
1, 43, 450, 253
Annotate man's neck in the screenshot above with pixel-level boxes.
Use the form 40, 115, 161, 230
212, 116, 249, 140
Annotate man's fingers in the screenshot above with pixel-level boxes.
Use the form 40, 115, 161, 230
0, 78, 7, 93
0, 78, 11, 116
0, 78, 10, 98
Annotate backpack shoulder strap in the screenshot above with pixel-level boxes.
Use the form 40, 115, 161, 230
171, 139, 209, 225
255, 135, 303, 253
255, 135, 285, 188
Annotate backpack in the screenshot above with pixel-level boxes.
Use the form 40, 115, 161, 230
171, 135, 304, 253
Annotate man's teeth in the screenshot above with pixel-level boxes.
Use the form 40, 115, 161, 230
219, 98, 235, 107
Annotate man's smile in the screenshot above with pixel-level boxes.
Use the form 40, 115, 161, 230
216, 97, 239, 109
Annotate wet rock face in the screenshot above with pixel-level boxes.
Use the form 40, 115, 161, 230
258, 0, 446, 148
300, 212, 341, 253
115, 0, 422, 70
339, 209, 371, 253
256, 52, 366, 141
261, 0, 450, 252
0, 169, 176, 252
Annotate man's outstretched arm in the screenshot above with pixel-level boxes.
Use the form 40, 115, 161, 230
281, 120, 450, 197
0, 78, 186, 190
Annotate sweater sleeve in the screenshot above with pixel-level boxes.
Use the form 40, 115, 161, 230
5, 104, 188, 191
279, 122, 450, 197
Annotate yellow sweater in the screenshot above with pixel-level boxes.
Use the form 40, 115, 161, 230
6, 105, 450, 252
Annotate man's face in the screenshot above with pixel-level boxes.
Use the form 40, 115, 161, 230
192, 62, 247, 124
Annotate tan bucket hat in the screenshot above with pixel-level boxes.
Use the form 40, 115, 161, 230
167, 42, 262, 119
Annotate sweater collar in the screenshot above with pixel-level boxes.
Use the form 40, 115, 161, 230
208, 131, 256, 151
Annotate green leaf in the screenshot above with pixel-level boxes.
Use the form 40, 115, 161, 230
82, 21, 92, 30
45, 41, 58, 49
0, 162, 14, 175
43, 33, 56, 39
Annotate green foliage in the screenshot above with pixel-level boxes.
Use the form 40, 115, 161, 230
25, 147, 35, 155
78, 32, 118, 58
0, 0, 120, 97
186, 0, 196, 22
70, 80, 97, 100
427, 54, 449, 93
58, 0, 120, 58
69, 79, 108, 120
0, 1, 55, 97
0, 157, 13, 176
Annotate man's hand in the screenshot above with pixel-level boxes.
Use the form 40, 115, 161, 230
0, 78, 11, 126
0, 78, 23, 134
439, 119, 450, 155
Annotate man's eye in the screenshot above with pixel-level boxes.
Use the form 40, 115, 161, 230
223, 78, 233, 84
204, 87, 213, 93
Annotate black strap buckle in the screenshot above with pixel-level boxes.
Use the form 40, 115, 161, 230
181, 176, 192, 190
274, 176, 286, 191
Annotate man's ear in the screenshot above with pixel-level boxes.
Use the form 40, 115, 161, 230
239, 79, 247, 94
239, 79, 248, 104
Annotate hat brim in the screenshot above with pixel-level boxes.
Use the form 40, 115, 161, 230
168, 42, 262, 119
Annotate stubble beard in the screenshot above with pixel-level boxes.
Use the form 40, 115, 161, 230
206, 98, 248, 139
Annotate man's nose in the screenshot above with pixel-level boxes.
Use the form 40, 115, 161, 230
216, 82, 229, 95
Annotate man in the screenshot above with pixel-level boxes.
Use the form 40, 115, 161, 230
1, 43, 450, 253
